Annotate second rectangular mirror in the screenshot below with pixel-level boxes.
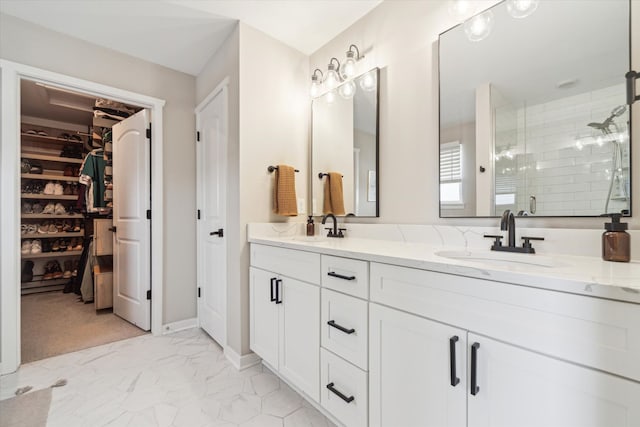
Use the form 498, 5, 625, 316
311, 68, 379, 217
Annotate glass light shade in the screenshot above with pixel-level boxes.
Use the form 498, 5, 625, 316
310, 78, 322, 98
359, 70, 377, 92
448, 0, 475, 19
342, 52, 357, 79
463, 10, 494, 42
506, 0, 539, 19
324, 68, 340, 91
338, 80, 356, 99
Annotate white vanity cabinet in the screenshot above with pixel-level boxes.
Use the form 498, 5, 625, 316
249, 245, 321, 401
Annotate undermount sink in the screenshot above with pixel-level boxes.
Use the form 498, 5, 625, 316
435, 249, 561, 268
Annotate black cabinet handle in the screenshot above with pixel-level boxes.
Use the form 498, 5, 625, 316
449, 336, 460, 387
327, 320, 355, 334
210, 228, 224, 237
275, 279, 283, 304
326, 382, 354, 403
270, 277, 277, 302
471, 342, 480, 396
327, 271, 356, 281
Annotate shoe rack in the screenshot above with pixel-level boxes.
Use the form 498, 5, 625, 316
20, 124, 88, 294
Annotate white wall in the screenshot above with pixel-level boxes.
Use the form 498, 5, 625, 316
0, 13, 198, 323
238, 23, 309, 354
309, 0, 640, 229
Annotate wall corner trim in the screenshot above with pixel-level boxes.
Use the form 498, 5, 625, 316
224, 348, 262, 371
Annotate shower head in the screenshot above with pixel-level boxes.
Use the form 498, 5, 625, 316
611, 105, 627, 117
587, 105, 627, 130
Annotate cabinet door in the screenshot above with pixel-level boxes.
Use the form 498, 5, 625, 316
93, 218, 113, 256
279, 277, 320, 401
249, 267, 279, 369
467, 333, 640, 427
369, 303, 467, 427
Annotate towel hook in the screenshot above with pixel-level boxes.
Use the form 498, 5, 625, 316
268, 165, 299, 173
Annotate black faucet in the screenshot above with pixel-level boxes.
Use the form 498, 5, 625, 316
321, 214, 345, 238
484, 209, 544, 253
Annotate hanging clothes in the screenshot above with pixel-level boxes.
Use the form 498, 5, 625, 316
79, 149, 106, 212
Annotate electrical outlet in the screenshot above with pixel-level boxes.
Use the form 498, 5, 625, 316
297, 198, 305, 213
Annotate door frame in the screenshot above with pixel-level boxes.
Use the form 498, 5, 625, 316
194, 77, 229, 349
0, 59, 165, 374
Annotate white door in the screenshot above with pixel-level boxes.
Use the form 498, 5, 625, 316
279, 277, 320, 402
467, 334, 640, 427
112, 109, 151, 330
249, 267, 279, 368
196, 85, 227, 346
369, 303, 467, 427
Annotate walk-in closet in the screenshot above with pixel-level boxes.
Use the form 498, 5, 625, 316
19, 79, 148, 363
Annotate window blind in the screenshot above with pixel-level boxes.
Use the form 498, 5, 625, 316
440, 141, 462, 182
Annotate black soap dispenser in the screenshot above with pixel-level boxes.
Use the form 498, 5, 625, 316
306, 216, 315, 236
601, 213, 630, 262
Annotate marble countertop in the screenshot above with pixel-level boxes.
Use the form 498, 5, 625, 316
248, 230, 640, 304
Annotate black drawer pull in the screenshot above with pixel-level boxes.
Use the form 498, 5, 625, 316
471, 342, 480, 396
327, 271, 356, 281
275, 279, 283, 304
449, 336, 460, 387
326, 382, 354, 403
327, 320, 355, 334
270, 277, 277, 302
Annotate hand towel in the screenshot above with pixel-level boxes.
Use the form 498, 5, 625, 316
272, 165, 298, 216
322, 172, 345, 216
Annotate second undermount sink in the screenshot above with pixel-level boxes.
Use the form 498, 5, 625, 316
435, 249, 562, 268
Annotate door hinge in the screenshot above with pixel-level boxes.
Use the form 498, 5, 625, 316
146, 125, 152, 140
146, 209, 151, 220
198, 287, 201, 298
197, 209, 201, 220
196, 131, 200, 142
146, 290, 152, 300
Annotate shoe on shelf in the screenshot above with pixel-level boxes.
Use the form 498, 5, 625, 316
43, 262, 54, 280
36, 131, 48, 137
29, 164, 43, 174
43, 181, 55, 195
30, 239, 42, 254
53, 183, 64, 196
52, 261, 63, 279
32, 202, 43, 214
51, 239, 60, 252
42, 240, 52, 253
21, 240, 32, 255
21, 224, 28, 235
71, 260, 79, 277
73, 219, 81, 232
42, 202, 55, 214
21, 260, 34, 283
47, 222, 58, 233
22, 202, 33, 214
27, 224, 38, 234
53, 203, 66, 215
63, 184, 73, 195
38, 221, 49, 234
63, 261, 72, 279
73, 239, 83, 251
62, 220, 72, 232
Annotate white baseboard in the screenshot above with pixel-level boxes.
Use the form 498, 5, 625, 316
162, 318, 198, 335
224, 347, 262, 371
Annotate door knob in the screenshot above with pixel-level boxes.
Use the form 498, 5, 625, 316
108, 226, 116, 233
210, 228, 224, 237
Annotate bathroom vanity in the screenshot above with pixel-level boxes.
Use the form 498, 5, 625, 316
248, 224, 640, 427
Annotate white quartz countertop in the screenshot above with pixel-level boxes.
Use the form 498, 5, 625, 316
248, 233, 640, 304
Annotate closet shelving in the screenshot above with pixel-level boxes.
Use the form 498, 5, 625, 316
21, 123, 88, 294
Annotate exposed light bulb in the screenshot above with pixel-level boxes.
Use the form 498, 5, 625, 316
506, 0, 539, 19
325, 59, 341, 91
310, 78, 322, 98
359, 70, 376, 92
342, 56, 356, 79
338, 80, 356, 99
463, 10, 494, 42
448, 0, 475, 19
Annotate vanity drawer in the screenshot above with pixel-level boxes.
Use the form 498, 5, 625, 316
251, 244, 320, 285
370, 262, 640, 382
320, 348, 368, 427
322, 289, 368, 370
321, 255, 369, 299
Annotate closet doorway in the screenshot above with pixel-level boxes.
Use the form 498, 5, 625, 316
0, 60, 165, 374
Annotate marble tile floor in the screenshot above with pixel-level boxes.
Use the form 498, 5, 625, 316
0, 328, 337, 427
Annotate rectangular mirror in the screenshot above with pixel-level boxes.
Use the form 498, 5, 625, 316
311, 68, 379, 217
439, 0, 631, 217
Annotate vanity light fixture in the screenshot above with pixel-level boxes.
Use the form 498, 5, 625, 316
342, 44, 363, 79
464, 10, 494, 42
506, 0, 539, 19
324, 58, 342, 91
310, 69, 324, 98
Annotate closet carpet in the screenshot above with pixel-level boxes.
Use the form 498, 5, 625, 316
21, 291, 146, 364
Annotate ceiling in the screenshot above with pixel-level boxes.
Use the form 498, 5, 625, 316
0, 0, 382, 76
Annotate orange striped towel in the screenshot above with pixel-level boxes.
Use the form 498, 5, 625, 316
273, 165, 298, 216
322, 172, 345, 216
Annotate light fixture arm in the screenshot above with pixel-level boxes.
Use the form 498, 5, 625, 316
347, 44, 363, 60
311, 68, 324, 82
328, 57, 341, 75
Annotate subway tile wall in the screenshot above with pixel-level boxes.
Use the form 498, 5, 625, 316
495, 84, 630, 216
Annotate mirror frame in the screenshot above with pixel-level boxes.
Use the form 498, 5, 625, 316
437, 0, 633, 219
310, 67, 380, 217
